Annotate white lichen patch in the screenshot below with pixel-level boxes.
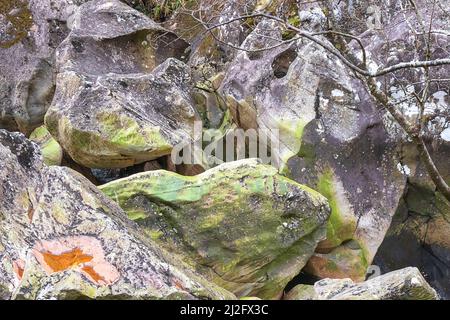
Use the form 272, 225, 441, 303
397, 163, 411, 176
441, 127, 450, 142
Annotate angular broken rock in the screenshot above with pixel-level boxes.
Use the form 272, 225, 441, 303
99, 158, 331, 299
285, 267, 439, 300
45, 0, 197, 168
219, 18, 360, 167
374, 142, 450, 299
0, 0, 89, 134
0, 129, 235, 300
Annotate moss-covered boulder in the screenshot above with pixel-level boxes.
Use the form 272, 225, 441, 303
0, 129, 235, 300
100, 158, 331, 299
29, 125, 63, 166
287, 85, 407, 281
45, 0, 196, 168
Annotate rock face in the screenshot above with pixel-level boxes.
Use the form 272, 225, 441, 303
220, 20, 319, 167
221, 18, 407, 282
45, 0, 197, 168
0, 0, 89, 134
285, 267, 439, 300
29, 125, 63, 166
374, 142, 450, 299
294, 129, 406, 282
0, 129, 235, 300
354, 1, 450, 296
100, 158, 331, 299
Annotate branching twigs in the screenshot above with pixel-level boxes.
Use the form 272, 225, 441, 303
197, 12, 450, 77
184, 0, 450, 201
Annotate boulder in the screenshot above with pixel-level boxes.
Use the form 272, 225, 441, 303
220, 19, 320, 168
283, 284, 316, 300
355, 1, 450, 291
45, 0, 197, 168
0, 129, 235, 300
285, 267, 439, 300
300, 1, 449, 283
304, 240, 368, 282
100, 158, 331, 299
0, 0, 91, 134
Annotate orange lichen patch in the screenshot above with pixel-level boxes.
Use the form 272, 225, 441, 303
41, 248, 93, 273
33, 236, 120, 286
13, 259, 25, 280
81, 265, 106, 284
172, 278, 186, 290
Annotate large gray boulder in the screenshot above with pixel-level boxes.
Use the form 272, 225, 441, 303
44, 0, 197, 168
0, 129, 235, 300
0, 0, 89, 134
285, 267, 439, 300
219, 19, 319, 168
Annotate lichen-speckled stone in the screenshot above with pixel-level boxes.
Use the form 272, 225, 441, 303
0, 129, 235, 300
285, 267, 439, 300
0, 0, 91, 134
45, 0, 196, 168
100, 158, 331, 299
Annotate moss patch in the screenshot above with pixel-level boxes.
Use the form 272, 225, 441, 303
316, 169, 356, 249
29, 126, 63, 166
48, 113, 173, 168
97, 112, 171, 151
100, 159, 330, 299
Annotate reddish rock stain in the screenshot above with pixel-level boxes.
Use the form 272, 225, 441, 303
13, 259, 25, 280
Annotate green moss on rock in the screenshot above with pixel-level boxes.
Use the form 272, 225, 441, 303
47, 114, 173, 168
100, 159, 330, 299
0, 0, 33, 49
316, 169, 357, 250
29, 126, 63, 166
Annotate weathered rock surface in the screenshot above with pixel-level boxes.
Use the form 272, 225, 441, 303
0, 0, 89, 134
343, 1, 450, 291
0, 129, 235, 300
220, 18, 407, 282
45, 0, 198, 168
29, 125, 63, 166
294, 135, 406, 282
285, 267, 439, 300
220, 19, 319, 167
374, 141, 450, 299
100, 158, 331, 299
